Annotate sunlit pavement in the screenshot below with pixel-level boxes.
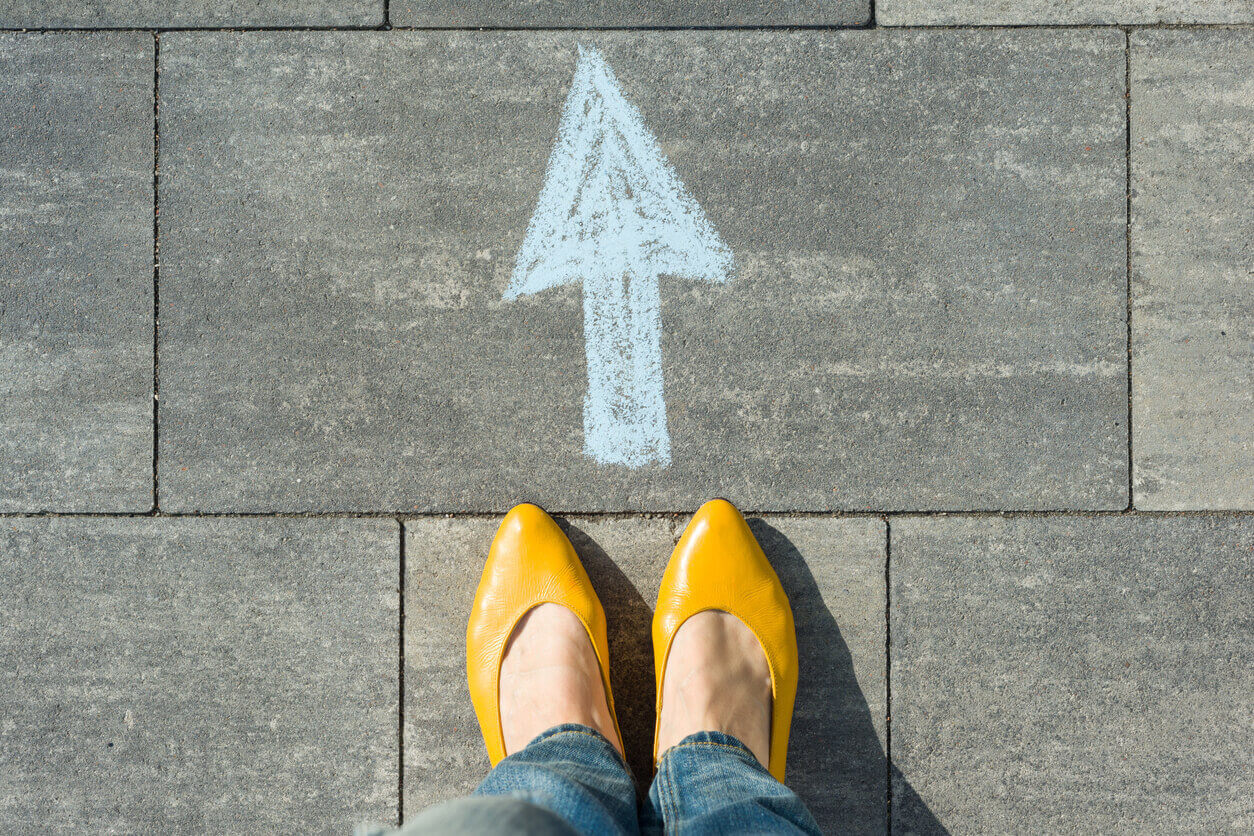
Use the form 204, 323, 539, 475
0, 6, 1250, 833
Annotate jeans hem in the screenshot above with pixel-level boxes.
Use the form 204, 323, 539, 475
658, 730, 763, 769
526, 723, 629, 771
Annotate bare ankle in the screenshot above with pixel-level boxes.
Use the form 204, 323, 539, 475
657, 610, 772, 767
499, 604, 621, 757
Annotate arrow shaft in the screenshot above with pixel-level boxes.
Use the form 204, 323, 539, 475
505, 47, 733, 468
582, 268, 670, 467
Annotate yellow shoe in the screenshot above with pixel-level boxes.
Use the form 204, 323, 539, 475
652, 498, 799, 782
466, 503, 624, 765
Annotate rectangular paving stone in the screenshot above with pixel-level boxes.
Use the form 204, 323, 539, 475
0, 1, 382, 27
160, 31, 1128, 513
1132, 31, 1254, 510
890, 515, 1254, 834
879, 0, 1253, 24
0, 517, 399, 833
392, 0, 869, 27
0, 34, 152, 512
403, 515, 886, 832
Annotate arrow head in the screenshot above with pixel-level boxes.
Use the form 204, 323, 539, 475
505, 45, 734, 300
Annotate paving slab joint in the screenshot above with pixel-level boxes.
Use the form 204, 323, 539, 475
3, 23, 1254, 33
883, 516, 893, 832
152, 30, 161, 514
396, 516, 406, 826
1123, 28, 1134, 512
4, 509, 1254, 520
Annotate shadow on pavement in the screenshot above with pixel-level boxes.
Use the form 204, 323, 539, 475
560, 521, 661, 789
751, 520, 948, 836
559, 518, 948, 834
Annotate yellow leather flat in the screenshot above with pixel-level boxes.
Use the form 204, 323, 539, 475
652, 498, 799, 783
466, 503, 623, 765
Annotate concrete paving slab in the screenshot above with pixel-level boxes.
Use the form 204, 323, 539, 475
402, 515, 891, 832
0, 1, 382, 27
879, 0, 1253, 24
890, 515, 1254, 834
392, 0, 869, 27
160, 30, 1128, 513
1131, 31, 1254, 511
0, 517, 399, 833
0, 34, 152, 512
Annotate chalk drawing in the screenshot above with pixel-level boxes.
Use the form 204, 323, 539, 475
505, 45, 734, 467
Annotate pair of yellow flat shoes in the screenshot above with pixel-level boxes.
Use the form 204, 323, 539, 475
466, 499, 798, 782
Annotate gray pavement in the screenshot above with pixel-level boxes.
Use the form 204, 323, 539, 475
392, 0, 871, 27
0, 4, 1252, 835
879, 0, 1254, 25
0, 518, 398, 833
158, 30, 1128, 513
891, 515, 1254, 833
1131, 30, 1254, 510
0, 1, 382, 28
0, 34, 152, 512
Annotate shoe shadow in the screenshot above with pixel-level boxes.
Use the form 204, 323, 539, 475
749, 520, 949, 836
561, 517, 948, 835
559, 520, 662, 790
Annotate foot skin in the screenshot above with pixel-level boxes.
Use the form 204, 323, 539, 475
499, 603, 621, 757
656, 610, 773, 768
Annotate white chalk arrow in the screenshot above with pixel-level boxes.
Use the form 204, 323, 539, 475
505, 45, 734, 467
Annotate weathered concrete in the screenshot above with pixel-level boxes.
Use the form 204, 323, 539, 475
1132, 31, 1254, 510
891, 515, 1254, 834
0, 1, 381, 27
392, 0, 869, 27
0, 34, 152, 512
403, 515, 889, 832
879, 0, 1253, 24
159, 30, 1128, 513
0, 518, 399, 833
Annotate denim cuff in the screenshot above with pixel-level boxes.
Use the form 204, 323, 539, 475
657, 729, 765, 771
522, 723, 628, 769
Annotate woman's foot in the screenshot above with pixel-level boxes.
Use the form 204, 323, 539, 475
655, 610, 773, 767
499, 603, 622, 757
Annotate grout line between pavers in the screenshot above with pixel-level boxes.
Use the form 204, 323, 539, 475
1, 22, 1254, 33
396, 518, 406, 826
1124, 30, 1135, 512
872, 21, 1254, 30
883, 516, 893, 834
3, 509, 1252, 520
151, 31, 160, 514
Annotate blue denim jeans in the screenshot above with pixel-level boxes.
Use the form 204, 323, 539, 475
367, 723, 821, 835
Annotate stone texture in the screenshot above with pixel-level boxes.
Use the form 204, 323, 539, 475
0, 517, 399, 833
403, 515, 891, 832
392, 0, 868, 27
0, 34, 152, 512
0, 1, 382, 27
891, 515, 1254, 834
159, 30, 1128, 513
879, 0, 1253, 24
1132, 31, 1254, 510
